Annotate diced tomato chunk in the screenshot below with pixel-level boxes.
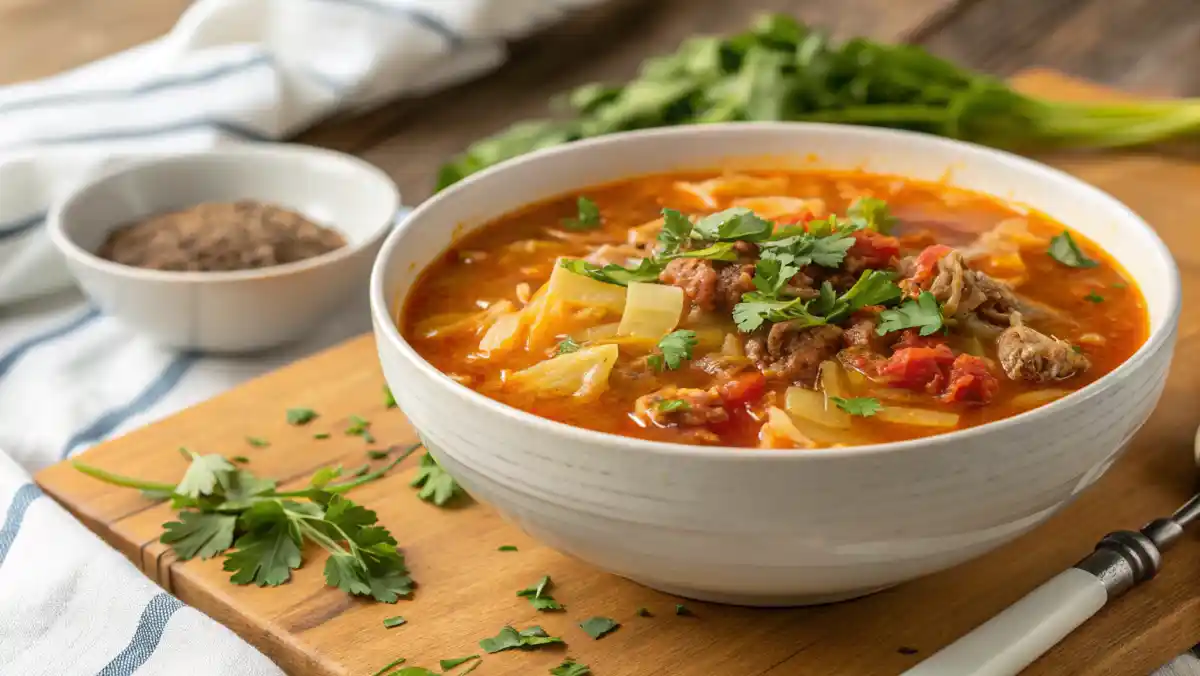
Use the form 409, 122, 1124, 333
940, 354, 999, 405
716, 373, 766, 408
878, 344, 956, 393
909, 244, 954, 288
848, 230, 900, 267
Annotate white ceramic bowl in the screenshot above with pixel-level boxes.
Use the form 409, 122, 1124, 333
370, 124, 1180, 606
50, 145, 399, 353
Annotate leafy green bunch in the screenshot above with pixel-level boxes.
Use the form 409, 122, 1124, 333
438, 13, 1200, 189
74, 445, 421, 603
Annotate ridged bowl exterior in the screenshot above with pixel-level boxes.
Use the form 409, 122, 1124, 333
370, 124, 1180, 605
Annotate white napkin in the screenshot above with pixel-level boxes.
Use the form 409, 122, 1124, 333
0, 0, 605, 673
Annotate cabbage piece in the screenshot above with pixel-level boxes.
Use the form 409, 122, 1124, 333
785, 386, 851, 430
760, 406, 817, 449
479, 311, 524, 355
506, 344, 620, 401
732, 196, 827, 220
874, 405, 959, 428
1009, 389, 1071, 410
414, 300, 515, 339
616, 282, 683, 339
674, 174, 789, 209
544, 260, 627, 313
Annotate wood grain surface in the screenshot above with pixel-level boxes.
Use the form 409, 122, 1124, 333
33, 71, 1200, 676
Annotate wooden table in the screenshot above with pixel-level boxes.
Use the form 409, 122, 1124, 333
5, 0, 1200, 674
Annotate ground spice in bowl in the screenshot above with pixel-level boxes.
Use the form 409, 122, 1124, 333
97, 201, 347, 272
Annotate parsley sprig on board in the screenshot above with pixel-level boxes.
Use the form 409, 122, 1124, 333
411, 452, 464, 507
439, 13, 1200, 189
73, 444, 421, 603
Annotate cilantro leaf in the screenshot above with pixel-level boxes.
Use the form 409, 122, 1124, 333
345, 415, 372, 441
657, 208, 694, 256
673, 241, 739, 261
750, 257, 801, 297
383, 615, 407, 628
160, 511, 236, 560
1084, 291, 1104, 303
831, 396, 882, 417
847, 197, 897, 234
176, 451, 236, 499
823, 269, 903, 323
657, 398, 690, 413
554, 337, 582, 355
560, 257, 665, 286
313, 433, 330, 440
440, 656, 480, 670
231, 456, 250, 464
287, 408, 318, 425
480, 626, 564, 653
316, 494, 414, 603
384, 385, 397, 409
561, 196, 602, 231
411, 452, 463, 506
246, 437, 269, 448
517, 575, 563, 611
579, 616, 620, 639
759, 227, 855, 268
223, 501, 303, 587
733, 295, 826, 333
691, 207, 773, 242
1047, 231, 1098, 268
551, 658, 592, 676
646, 330, 697, 371
498, 545, 518, 551
876, 291, 944, 336
371, 657, 408, 676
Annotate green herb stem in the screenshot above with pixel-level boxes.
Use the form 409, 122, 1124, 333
71, 461, 178, 494
268, 443, 421, 499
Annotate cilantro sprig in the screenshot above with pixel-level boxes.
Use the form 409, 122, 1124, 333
516, 575, 563, 611
479, 626, 564, 653
876, 291, 945, 336
551, 658, 592, 676
559, 258, 665, 286
1047, 231, 1098, 268
561, 196, 602, 231
831, 396, 882, 417
73, 444, 421, 603
646, 330, 697, 371
411, 452, 464, 507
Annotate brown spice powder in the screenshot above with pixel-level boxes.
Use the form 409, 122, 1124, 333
98, 201, 347, 272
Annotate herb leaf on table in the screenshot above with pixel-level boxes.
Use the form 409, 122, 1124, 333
410, 452, 463, 506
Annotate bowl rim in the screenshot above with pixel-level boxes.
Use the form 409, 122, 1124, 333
48, 143, 401, 284
370, 121, 1181, 461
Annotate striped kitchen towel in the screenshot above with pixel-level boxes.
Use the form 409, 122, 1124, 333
0, 0, 607, 673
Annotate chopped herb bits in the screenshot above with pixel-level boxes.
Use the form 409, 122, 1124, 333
516, 575, 563, 611
245, 437, 269, 448
550, 658, 592, 676
479, 625, 563, 654
383, 616, 407, 628
439, 655, 480, 670
578, 616, 620, 639
498, 545, 519, 552
675, 604, 692, 616
1047, 231, 1098, 268
286, 408, 317, 425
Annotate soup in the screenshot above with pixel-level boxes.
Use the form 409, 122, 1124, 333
401, 171, 1148, 449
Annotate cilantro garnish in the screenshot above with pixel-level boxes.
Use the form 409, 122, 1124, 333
674, 241, 740, 261
876, 291, 944, 336
646, 330, 697, 371
691, 207, 773, 242
1047, 231, 1098, 268
367, 449, 390, 460
517, 575, 563, 611
657, 399, 691, 413
383, 615, 407, 628
245, 437, 269, 448
1084, 291, 1104, 303
847, 197, 897, 234
555, 337, 582, 355
657, 209, 694, 256
758, 220, 856, 269
313, 433, 330, 440
831, 396, 882, 417
733, 295, 825, 333
825, 270, 903, 322
579, 616, 620, 639
551, 658, 592, 676
345, 415, 373, 443
231, 456, 250, 464
286, 408, 317, 426
560, 258, 665, 287
384, 385, 397, 409
498, 545, 518, 552
479, 626, 564, 653
440, 655, 480, 670
411, 452, 463, 506
561, 196, 602, 231
74, 445, 421, 603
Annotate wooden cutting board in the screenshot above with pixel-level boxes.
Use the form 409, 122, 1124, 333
34, 71, 1200, 676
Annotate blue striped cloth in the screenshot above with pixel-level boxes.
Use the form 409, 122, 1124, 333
0, 1, 605, 673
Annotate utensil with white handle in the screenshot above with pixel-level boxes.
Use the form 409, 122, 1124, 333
904, 490, 1200, 676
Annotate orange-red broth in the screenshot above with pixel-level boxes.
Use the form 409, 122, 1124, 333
401, 171, 1148, 448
